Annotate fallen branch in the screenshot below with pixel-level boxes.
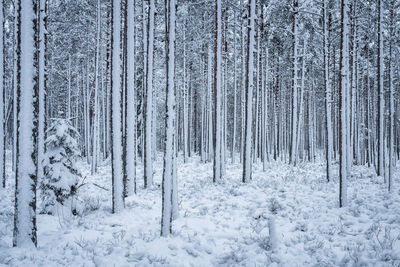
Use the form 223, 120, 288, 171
92, 183, 110, 191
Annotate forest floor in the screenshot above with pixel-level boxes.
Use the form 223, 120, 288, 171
1, 153, 400, 266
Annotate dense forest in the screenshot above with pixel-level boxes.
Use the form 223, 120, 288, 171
0, 0, 399, 265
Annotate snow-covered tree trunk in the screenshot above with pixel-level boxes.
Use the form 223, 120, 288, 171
200, 44, 207, 163
207, 45, 213, 162
0, 0, 4, 188
13, 0, 39, 247
183, 24, 188, 163
231, 10, 237, 164
339, 0, 349, 208
37, 0, 47, 184
389, 60, 394, 191
85, 61, 91, 164
242, 0, 255, 183
262, 47, 269, 169
350, 4, 358, 166
91, 0, 101, 175
377, 0, 385, 178
12, 0, 18, 172
240, 14, 246, 164
221, 10, 227, 177
111, 0, 124, 213
67, 55, 71, 119
144, 0, 155, 188
295, 40, 306, 163
290, 0, 299, 166
126, 0, 136, 195
323, 0, 333, 182
388, 0, 395, 191
254, 16, 260, 163
161, 0, 177, 236
213, 0, 223, 183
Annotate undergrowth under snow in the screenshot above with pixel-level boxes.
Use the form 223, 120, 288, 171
1, 153, 400, 266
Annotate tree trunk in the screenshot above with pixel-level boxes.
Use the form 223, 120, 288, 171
111, 0, 124, 213
126, 0, 136, 195
161, 0, 177, 236
144, 0, 155, 188
213, 0, 223, 183
13, 0, 39, 247
242, 0, 255, 183
377, 0, 385, 178
339, 0, 349, 207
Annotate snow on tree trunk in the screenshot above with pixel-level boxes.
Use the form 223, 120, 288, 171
339, 0, 349, 208
207, 45, 213, 162
161, 0, 177, 237
240, 16, 246, 164
126, 0, 136, 195
0, 0, 4, 188
242, 0, 255, 183
91, 0, 101, 175
377, 0, 385, 178
111, 0, 124, 213
13, 0, 39, 247
290, 0, 299, 166
183, 25, 188, 163
37, 0, 47, 185
388, 0, 395, 191
323, 0, 333, 182
12, 0, 18, 173
144, 0, 155, 188
295, 40, 306, 163
231, 11, 237, 164
67, 56, 71, 119
213, 0, 223, 183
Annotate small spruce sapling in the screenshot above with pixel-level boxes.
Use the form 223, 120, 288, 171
40, 118, 82, 215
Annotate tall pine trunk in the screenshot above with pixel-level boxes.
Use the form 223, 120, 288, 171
323, 0, 333, 182
161, 0, 177, 236
0, 0, 4, 188
339, 0, 349, 207
213, 0, 223, 183
377, 0, 385, 178
242, 0, 255, 183
111, 0, 124, 213
126, 0, 137, 195
144, 0, 155, 188
13, 0, 39, 247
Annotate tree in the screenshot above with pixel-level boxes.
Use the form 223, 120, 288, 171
0, 0, 4, 188
213, 0, 223, 183
339, 0, 349, 207
323, 0, 333, 182
290, 0, 299, 166
13, 0, 39, 247
161, 0, 177, 236
377, 0, 384, 178
144, 0, 155, 188
40, 119, 81, 215
91, 0, 101, 175
126, 0, 137, 196
387, 0, 397, 191
242, 0, 255, 183
111, 0, 124, 213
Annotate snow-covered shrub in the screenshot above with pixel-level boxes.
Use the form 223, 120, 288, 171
252, 211, 277, 252
366, 223, 400, 264
40, 118, 82, 215
268, 198, 282, 215
81, 196, 101, 214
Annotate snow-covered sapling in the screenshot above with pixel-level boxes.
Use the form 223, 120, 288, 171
40, 118, 82, 215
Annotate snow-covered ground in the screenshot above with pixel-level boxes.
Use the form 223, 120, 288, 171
1, 154, 400, 266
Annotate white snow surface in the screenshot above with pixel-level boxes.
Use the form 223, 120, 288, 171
1, 153, 400, 266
